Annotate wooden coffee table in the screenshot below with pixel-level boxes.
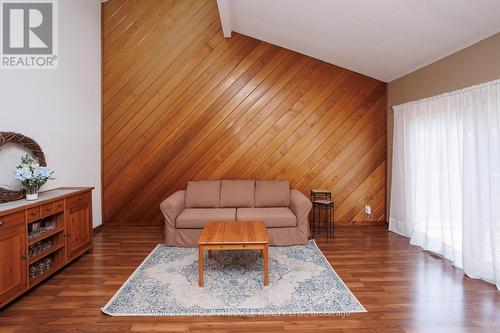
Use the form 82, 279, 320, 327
198, 221, 270, 287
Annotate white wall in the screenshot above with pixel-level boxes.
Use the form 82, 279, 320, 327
0, 0, 102, 227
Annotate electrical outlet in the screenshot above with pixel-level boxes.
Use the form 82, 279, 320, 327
365, 205, 372, 215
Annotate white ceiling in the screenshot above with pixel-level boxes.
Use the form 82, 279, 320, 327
218, 0, 500, 82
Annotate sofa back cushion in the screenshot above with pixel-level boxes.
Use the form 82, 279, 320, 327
255, 180, 290, 207
220, 180, 255, 208
185, 180, 221, 208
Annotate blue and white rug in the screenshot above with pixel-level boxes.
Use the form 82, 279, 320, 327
102, 240, 365, 316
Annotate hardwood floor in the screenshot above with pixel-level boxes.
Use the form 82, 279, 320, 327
1, 225, 499, 332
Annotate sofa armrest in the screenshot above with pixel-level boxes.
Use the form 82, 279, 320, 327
290, 189, 312, 228
160, 190, 186, 228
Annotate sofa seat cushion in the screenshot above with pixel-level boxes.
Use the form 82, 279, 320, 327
237, 208, 297, 228
176, 208, 236, 228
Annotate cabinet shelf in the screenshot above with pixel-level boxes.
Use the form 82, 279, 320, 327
28, 262, 64, 288
28, 227, 64, 245
28, 243, 65, 265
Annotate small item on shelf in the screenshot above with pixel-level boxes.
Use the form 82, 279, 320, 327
29, 256, 54, 282
28, 239, 54, 258
30, 222, 40, 238
28, 219, 56, 239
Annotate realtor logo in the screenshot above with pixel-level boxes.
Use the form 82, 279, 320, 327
1, 0, 58, 69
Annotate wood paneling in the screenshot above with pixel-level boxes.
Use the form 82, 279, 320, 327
102, 0, 387, 225
1, 225, 500, 332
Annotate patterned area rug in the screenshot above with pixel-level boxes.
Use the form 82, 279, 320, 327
102, 240, 365, 316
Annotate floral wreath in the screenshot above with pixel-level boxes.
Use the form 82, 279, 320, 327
0, 131, 47, 202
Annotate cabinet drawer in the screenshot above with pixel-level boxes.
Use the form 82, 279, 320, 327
26, 207, 40, 222
53, 200, 64, 213
66, 192, 91, 209
0, 211, 25, 229
40, 203, 54, 218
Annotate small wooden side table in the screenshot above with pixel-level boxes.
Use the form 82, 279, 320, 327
310, 190, 334, 241
311, 199, 334, 241
197, 221, 270, 287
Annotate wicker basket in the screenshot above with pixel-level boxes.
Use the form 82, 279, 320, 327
0, 188, 26, 203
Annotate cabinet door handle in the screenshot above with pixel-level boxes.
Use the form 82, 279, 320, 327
20, 255, 27, 259
31, 211, 37, 216
0, 221, 4, 226
67, 233, 71, 237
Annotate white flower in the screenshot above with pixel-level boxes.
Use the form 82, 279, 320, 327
15, 154, 55, 189
15, 167, 33, 181
33, 167, 54, 179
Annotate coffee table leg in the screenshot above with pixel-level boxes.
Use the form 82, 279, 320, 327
199, 246, 204, 287
208, 250, 213, 259
263, 244, 269, 286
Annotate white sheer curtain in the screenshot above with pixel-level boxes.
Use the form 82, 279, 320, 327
390, 79, 500, 289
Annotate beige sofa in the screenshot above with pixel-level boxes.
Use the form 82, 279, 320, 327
160, 180, 312, 247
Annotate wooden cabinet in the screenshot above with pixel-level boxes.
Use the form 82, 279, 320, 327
0, 187, 93, 308
0, 217, 27, 306
66, 202, 92, 260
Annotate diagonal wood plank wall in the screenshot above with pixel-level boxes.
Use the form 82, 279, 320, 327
102, 0, 387, 225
